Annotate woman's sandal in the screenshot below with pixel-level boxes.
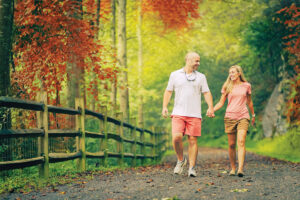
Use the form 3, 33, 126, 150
237, 171, 244, 177
229, 170, 236, 176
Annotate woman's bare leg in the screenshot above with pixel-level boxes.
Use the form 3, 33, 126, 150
227, 133, 237, 172
237, 130, 247, 173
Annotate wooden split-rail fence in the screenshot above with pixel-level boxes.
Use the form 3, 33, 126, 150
0, 92, 168, 179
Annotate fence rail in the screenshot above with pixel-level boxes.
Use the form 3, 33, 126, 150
0, 93, 168, 179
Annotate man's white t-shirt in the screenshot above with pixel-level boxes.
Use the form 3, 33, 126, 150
166, 68, 210, 118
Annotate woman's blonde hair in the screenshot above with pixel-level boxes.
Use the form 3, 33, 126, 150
223, 65, 247, 94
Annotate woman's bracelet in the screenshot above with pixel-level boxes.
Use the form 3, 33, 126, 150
252, 114, 256, 117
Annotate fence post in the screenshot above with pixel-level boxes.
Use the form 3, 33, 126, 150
139, 121, 145, 165
37, 91, 49, 179
157, 127, 161, 162
130, 117, 137, 166
116, 112, 124, 166
163, 127, 168, 152
158, 127, 163, 160
151, 126, 156, 163
100, 105, 108, 167
75, 98, 86, 171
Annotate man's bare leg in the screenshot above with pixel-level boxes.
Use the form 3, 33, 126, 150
188, 136, 198, 167
173, 132, 184, 161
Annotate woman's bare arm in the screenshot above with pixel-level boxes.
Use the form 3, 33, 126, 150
247, 94, 255, 125
214, 94, 227, 112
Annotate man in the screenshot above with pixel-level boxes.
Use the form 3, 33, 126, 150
162, 52, 214, 177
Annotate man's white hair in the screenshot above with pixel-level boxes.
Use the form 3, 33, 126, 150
185, 52, 200, 61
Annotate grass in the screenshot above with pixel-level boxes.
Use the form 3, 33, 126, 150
246, 128, 300, 163
197, 127, 300, 163
0, 155, 167, 194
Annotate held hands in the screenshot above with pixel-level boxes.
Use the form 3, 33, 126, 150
162, 107, 169, 118
206, 107, 215, 118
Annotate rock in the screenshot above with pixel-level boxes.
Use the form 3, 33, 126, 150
262, 81, 289, 137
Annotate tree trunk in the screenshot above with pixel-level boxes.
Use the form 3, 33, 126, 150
111, 0, 117, 113
91, 0, 101, 111
0, 0, 13, 97
67, 0, 85, 109
0, 0, 13, 130
117, 0, 129, 121
137, 0, 143, 127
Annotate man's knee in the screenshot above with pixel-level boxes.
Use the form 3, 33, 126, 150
172, 133, 183, 143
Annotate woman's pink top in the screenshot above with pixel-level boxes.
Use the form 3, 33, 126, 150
221, 82, 251, 120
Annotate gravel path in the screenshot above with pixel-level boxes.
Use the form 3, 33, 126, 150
1, 147, 300, 200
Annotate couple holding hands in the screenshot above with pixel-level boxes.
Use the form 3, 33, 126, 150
162, 52, 255, 177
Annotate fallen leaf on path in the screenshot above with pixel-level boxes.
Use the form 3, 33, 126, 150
20, 191, 29, 195
60, 191, 66, 195
146, 179, 153, 183
221, 170, 228, 174
230, 188, 249, 192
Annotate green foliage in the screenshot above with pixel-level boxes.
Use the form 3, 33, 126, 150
0, 163, 126, 194
198, 134, 228, 149
198, 126, 300, 163
247, 128, 300, 163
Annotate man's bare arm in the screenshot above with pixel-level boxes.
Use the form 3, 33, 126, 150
162, 90, 172, 118
203, 91, 215, 117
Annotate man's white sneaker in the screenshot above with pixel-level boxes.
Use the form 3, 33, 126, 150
188, 167, 197, 177
174, 157, 187, 174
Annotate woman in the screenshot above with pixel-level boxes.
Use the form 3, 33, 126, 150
214, 65, 255, 177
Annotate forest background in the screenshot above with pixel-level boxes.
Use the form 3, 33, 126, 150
0, 0, 299, 175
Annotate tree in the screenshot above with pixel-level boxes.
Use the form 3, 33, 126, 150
110, 0, 117, 112
13, 0, 114, 106
117, 0, 129, 121
277, 3, 300, 124
137, 0, 143, 126
0, 0, 13, 97
67, 0, 85, 110
143, 0, 200, 31
0, 0, 13, 130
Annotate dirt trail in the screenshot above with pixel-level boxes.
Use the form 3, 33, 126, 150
1, 147, 300, 200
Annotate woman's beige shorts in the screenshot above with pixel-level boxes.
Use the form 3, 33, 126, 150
224, 118, 249, 134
